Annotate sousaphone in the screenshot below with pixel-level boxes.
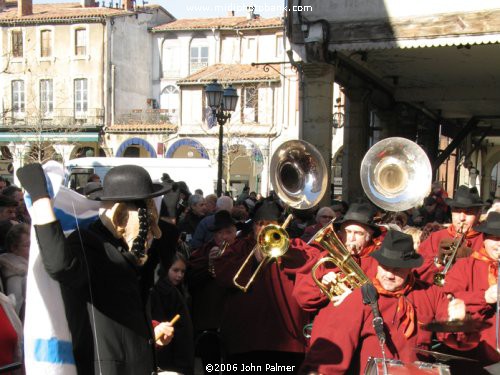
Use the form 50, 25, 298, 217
360, 137, 432, 212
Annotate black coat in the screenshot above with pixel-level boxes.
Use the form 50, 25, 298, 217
150, 278, 194, 375
35, 220, 157, 375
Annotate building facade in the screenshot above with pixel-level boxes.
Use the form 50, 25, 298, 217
0, 0, 174, 184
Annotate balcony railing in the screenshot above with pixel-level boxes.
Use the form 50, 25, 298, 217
115, 109, 171, 125
1, 108, 105, 130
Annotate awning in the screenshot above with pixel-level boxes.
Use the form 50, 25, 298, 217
0, 132, 99, 142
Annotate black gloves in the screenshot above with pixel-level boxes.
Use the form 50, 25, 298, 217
16, 163, 50, 202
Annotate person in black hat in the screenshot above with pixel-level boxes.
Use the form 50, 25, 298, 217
300, 230, 469, 375
293, 202, 383, 311
441, 211, 500, 368
187, 210, 237, 374
15, 163, 175, 375
211, 200, 321, 371
416, 185, 486, 284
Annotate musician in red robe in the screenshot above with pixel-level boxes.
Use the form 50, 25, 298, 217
415, 185, 485, 284
300, 230, 469, 375
212, 201, 320, 371
442, 211, 500, 366
293, 203, 382, 311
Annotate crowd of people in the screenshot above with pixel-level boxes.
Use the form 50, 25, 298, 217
3, 163, 500, 375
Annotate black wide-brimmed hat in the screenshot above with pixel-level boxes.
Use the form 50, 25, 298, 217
334, 203, 381, 237
89, 165, 172, 201
370, 230, 423, 268
475, 211, 500, 236
209, 210, 236, 232
445, 185, 485, 208
253, 201, 282, 222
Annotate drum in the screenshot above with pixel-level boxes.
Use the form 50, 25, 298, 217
365, 357, 450, 374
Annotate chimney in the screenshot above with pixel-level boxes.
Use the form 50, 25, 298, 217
0, 0, 5, 11
246, 5, 255, 19
124, 0, 133, 11
81, 0, 97, 7
18, 0, 32, 17
227, 10, 234, 17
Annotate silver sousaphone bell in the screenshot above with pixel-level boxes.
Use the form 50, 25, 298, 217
360, 137, 432, 212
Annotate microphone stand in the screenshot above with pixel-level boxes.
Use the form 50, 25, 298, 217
496, 260, 500, 353
362, 283, 388, 375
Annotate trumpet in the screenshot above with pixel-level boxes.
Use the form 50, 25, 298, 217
310, 223, 370, 300
217, 241, 229, 257
433, 226, 467, 287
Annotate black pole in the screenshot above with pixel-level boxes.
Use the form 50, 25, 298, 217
217, 119, 224, 197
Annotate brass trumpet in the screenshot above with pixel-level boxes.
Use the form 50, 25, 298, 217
433, 225, 466, 287
310, 223, 370, 300
217, 241, 229, 257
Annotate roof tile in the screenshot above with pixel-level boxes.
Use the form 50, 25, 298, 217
0, 2, 136, 23
177, 63, 281, 84
153, 16, 282, 31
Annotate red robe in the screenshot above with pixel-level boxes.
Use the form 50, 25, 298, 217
443, 256, 500, 365
300, 281, 453, 375
415, 228, 483, 284
187, 240, 229, 331
293, 244, 379, 312
213, 236, 320, 355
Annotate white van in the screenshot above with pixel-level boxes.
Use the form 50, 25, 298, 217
65, 157, 216, 195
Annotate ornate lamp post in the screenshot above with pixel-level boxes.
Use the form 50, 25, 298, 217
8, 141, 30, 186
204, 80, 239, 196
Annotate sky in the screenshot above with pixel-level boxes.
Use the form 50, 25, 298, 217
33, 0, 286, 19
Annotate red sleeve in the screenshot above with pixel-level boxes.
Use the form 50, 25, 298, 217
414, 233, 441, 284
301, 290, 365, 374
186, 244, 213, 288
212, 237, 254, 288
292, 254, 331, 312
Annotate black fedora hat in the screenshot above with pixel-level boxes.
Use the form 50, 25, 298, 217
253, 201, 282, 222
209, 210, 236, 232
475, 212, 500, 236
89, 165, 172, 201
334, 203, 381, 237
445, 185, 485, 208
370, 230, 423, 268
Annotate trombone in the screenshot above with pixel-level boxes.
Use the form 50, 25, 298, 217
232, 140, 328, 292
433, 225, 466, 287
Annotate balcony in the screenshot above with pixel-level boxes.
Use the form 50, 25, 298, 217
0, 108, 105, 131
108, 109, 177, 134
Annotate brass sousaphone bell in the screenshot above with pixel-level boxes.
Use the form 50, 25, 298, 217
233, 140, 328, 292
360, 137, 432, 212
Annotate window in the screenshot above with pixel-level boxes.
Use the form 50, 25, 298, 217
74, 78, 88, 116
242, 86, 258, 123
190, 45, 208, 73
160, 85, 179, 123
276, 35, 284, 57
11, 80, 25, 116
40, 30, 52, 57
75, 29, 86, 56
40, 79, 53, 116
11, 31, 23, 58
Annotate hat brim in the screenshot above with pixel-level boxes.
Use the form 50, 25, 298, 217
370, 248, 423, 269
209, 221, 236, 232
474, 222, 500, 237
87, 183, 172, 202
445, 198, 486, 208
335, 220, 382, 238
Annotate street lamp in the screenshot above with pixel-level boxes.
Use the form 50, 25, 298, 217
205, 80, 239, 196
